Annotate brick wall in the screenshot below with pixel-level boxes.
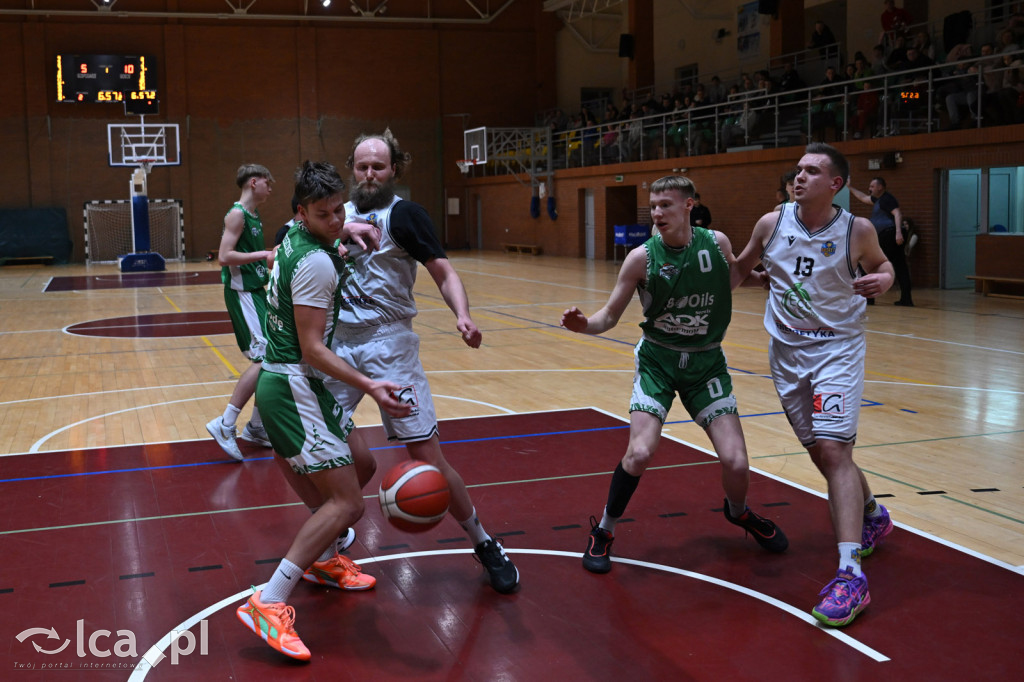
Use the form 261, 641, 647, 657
456, 126, 1024, 289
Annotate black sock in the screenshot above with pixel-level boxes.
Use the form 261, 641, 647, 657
606, 462, 641, 518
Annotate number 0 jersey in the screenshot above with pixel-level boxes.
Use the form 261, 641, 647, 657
637, 227, 732, 350
762, 203, 866, 346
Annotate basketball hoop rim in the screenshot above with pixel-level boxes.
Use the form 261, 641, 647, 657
456, 159, 479, 174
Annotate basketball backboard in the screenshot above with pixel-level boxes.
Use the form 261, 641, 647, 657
107, 122, 180, 168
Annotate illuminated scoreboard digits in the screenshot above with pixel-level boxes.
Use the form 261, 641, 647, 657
56, 54, 158, 104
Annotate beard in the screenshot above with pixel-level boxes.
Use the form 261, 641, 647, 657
350, 176, 396, 213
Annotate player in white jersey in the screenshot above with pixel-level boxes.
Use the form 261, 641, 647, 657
325, 129, 519, 595
732, 143, 896, 628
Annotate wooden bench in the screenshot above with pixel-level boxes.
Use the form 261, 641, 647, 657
966, 275, 1024, 299
502, 243, 542, 255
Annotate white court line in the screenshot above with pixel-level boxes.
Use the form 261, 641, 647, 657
21, 394, 513, 455
128, 548, 887, 679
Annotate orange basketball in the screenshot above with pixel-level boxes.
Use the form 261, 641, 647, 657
378, 460, 450, 532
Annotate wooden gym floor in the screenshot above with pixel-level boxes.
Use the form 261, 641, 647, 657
0, 253, 1022, 680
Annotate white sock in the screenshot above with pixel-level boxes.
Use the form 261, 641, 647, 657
838, 542, 863, 577
222, 404, 241, 428
599, 507, 618, 533
249, 407, 263, 428
458, 507, 490, 545
261, 558, 302, 604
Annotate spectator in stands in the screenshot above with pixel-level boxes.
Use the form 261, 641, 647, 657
879, 0, 912, 47
779, 60, 806, 92
720, 85, 749, 148
891, 44, 935, 73
884, 34, 909, 71
870, 44, 889, 74
911, 29, 935, 61
851, 55, 879, 138
811, 66, 844, 139
997, 27, 1020, 54
996, 52, 1024, 124
708, 75, 727, 104
937, 44, 975, 124
809, 20, 837, 57
1007, 10, 1024, 44
692, 83, 708, 107
582, 107, 600, 164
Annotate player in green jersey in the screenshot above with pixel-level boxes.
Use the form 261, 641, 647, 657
561, 175, 788, 575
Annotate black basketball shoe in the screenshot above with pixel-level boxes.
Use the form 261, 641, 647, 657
474, 537, 520, 594
582, 516, 614, 573
723, 498, 789, 553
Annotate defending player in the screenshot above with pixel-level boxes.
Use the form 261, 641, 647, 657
325, 129, 520, 594
235, 161, 410, 660
731, 143, 896, 627
561, 175, 788, 576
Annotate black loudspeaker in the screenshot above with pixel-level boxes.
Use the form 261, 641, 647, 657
618, 34, 635, 59
758, 0, 779, 15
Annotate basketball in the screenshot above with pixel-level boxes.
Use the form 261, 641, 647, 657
378, 460, 450, 532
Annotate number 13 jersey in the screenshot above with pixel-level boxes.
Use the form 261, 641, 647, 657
761, 203, 866, 346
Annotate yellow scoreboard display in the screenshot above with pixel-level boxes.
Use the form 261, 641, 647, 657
56, 54, 157, 107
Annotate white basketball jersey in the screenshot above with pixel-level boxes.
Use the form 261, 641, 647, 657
339, 196, 419, 327
762, 203, 866, 346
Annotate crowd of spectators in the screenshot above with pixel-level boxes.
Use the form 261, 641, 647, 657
535, 4, 1024, 167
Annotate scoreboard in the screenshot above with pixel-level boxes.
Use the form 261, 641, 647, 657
56, 54, 157, 105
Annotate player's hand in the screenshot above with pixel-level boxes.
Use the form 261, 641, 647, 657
344, 221, 383, 254
457, 318, 482, 348
368, 381, 413, 419
560, 306, 588, 333
853, 273, 887, 299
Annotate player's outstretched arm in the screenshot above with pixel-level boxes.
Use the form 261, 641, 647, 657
561, 246, 646, 335
425, 258, 482, 348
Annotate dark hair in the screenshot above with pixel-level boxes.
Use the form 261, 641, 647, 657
290, 193, 300, 214
782, 169, 798, 184
693, 192, 701, 199
649, 175, 696, 199
345, 127, 412, 179
805, 142, 850, 190
236, 163, 273, 188
872, 176, 887, 188
293, 161, 345, 207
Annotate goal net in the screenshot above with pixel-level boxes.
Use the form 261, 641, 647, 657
83, 199, 184, 264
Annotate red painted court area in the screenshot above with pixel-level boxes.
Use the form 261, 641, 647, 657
44, 271, 221, 292
1, 409, 1021, 680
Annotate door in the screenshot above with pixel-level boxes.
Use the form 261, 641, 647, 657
584, 189, 595, 260
944, 169, 981, 288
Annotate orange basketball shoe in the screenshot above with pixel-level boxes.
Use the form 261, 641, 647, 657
236, 589, 310, 661
302, 553, 376, 591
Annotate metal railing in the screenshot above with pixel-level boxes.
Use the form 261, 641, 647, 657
475, 49, 1023, 176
